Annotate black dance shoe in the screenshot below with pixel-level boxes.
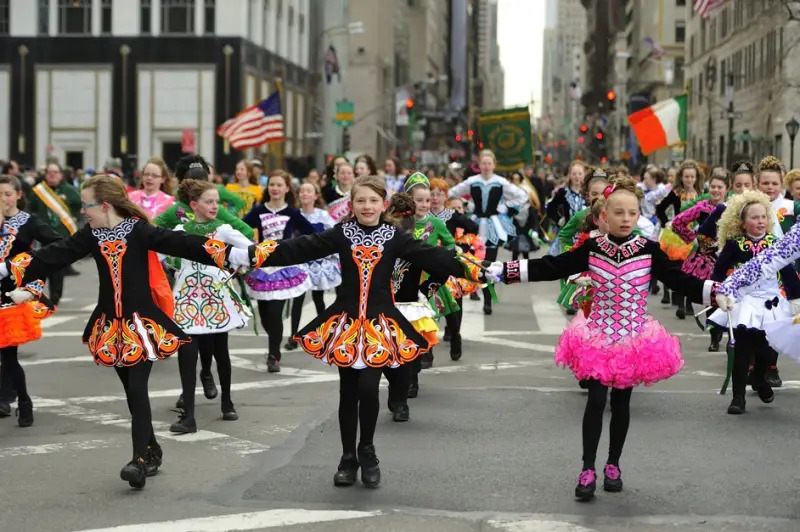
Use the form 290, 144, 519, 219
450, 333, 462, 361
358, 443, 381, 488
675, 307, 686, 320
222, 402, 239, 421
266, 354, 281, 373
443, 326, 451, 342
283, 339, 299, 351
17, 400, 33, 428
169, 413, 197, 434
708, 329, 723, 352
175, 394, 184, 409
200, 373, 218, 399
120, 457, 147, 489
727, 395, 746, 415
765, 366, 782, 388
469, 292, 481, 301
333, 453, 359, 487
145, 444, 163, 477
392, 404, 409, 422
603, 464, 623, 492
420, 351, 434, 370
482, 302, 492, 315
660, 291, 671, 305
574, 469, 596, 501
0, 399, 11, 417
757, 382, 775, 404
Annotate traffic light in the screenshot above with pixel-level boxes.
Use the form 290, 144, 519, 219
601, 156, 608, 164
467, 129, 474, 140
579, 124, 589, 134
595, 130, 604, 141
342, 128, 351, 152
406, 98, 414, 110
577, 137, 585, 144
455, 134, 462, 142
606, 90, 617, 111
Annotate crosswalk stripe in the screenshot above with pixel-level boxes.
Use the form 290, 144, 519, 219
531, 295, 569, 332
0, 439, 111, 459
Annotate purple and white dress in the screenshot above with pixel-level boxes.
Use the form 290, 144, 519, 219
242, 203, 315, 300
719, 224, 800, 362
301, 208, 342, 291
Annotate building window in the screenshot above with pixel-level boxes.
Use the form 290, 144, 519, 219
39, 0, 49, 34
161, 0, 194, 34
698, 73, 703, 104
677, 0, 685, 5
59, 0, 91, 34
204, 0, 215, 34
720, 8, 728, 37
690, 35, 695, 59
675, 20, 685, 43
101, 0, 112, 34
0, 0, 8, 35
141, 0, 151, 33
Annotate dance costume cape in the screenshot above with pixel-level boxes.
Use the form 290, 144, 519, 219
672, 200, 719, 281
434, 208, 484, 299
503, 233, 716, 388
243, 221, 482, 369
414, 214, 460, 315
8, 218, 237, 367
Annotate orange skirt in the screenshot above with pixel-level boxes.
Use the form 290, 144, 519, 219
0, 302, 50, 348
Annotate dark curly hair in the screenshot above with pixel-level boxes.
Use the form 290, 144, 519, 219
387, 192, 416, 233
175, 153, 209, 181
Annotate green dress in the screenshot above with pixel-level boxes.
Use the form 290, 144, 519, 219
155, 200, 254, 240
413, 215, 460, 316
555, 209, 589, 309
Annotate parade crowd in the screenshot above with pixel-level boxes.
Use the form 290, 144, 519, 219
1, 149, 800, 502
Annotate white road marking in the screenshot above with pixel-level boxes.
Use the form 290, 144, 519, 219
489, 519, 595, 532
41, 316, 79, 328
74, 509, 382, 532
531, 296, 568, 332
24, 355, 88, 366
80, 303, 96, 311
0, 439, 111, 459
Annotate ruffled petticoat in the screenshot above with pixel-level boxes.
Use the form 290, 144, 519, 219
245, 265, 313, 300
475, 214, 516, 247
0, 302, 51, 349
554, 313, 684, 389
764, 316, 800, 363
659, 227, 693, 262
708, 293, 791, 330
306, 256, 342, 291
396, 300, 439, 348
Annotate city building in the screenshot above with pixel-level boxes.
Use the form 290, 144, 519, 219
0, 0, 314, 175
683, 0, 800, 168
485, 0, 504, 110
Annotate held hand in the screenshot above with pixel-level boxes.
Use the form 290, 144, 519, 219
6, 289, 33, 305
791, 298, 800, 316
228, 247, 251, 268
485, 261, 505, 284
573, 276, 592, 288
715, 294, 736, 312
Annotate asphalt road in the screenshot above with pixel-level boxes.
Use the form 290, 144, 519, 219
2, 251, 800, 532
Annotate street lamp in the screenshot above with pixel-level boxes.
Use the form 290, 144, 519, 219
786, 117, 799, 169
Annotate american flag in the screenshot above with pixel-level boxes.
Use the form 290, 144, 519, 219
216, 91, 284, 150
693, 0, 728, 18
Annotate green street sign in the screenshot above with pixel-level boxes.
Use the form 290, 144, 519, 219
335, 100, 354, 127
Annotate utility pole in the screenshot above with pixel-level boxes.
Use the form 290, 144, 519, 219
726, 72, 735, 168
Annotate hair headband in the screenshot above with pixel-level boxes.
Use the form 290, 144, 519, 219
189, 162, 203, 169
591, 168, 608, 179
734, 163, 752, 175
403, 172, 430, 193
602, 184, 616, 199
739, 200, 758, 219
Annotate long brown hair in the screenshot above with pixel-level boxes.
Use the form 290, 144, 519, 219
139, 156, 172, 194
0, 174, 26, 210
298, 182, 326, 209
342, 175, 400, 226
83, 175, 151, 221
236, 159, 258, 186
675, 159, 705, 196
264, 169, 296, 208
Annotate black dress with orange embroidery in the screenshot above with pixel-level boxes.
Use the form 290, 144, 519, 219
8, 217, 235, 367
246, 220, 473, 369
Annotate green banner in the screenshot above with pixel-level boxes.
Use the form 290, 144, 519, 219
478, 107, 533, 171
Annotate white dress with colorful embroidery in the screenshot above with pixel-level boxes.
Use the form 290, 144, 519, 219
301, 208, 342, 291
172, 224, 252, 335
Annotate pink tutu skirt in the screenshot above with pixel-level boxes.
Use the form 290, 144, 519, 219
554, 313, 684, 389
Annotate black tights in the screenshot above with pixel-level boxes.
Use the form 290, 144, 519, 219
338, 366, 382, 455
444, 300, 463, 339
582, 379, 633, 470
114, 362, 156, 459
257, 299, 287, 359
0, 347, 29, 403
483, 247, 499, 305
178, 333, 232, 418
290, 291, 326, 336
732, 328, 769, 397
382, 364, 411, 406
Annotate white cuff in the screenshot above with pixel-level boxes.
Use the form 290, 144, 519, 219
519, 259, 529, 283
228, 247, 250, 268
701, 280, 714, 306
0, 262, 8, 280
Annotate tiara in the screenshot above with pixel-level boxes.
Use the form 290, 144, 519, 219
592, 168, 608, 178
736, 163, 750, 173
403, 172, 430, 193
189, 162, 203, 169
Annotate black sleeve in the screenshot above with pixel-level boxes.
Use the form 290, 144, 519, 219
254, 227, 340, 267
29, 214, 64, 245
655, 191, 678, 227
697, 204, 724, 238
545, 188, 565, 223
396, 231, 466, 280
292, 210, 316, 236
453, 212, 479, 235
522, 240, 591, 281
242, 205, 262, 230
12, 226, 94, 286
650, 241, 709, 303
711, 240, 737, 282
779, 263, 800, 300
139, 222, 233, 268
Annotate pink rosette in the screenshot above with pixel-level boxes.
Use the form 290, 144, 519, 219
554, 314, 684, 388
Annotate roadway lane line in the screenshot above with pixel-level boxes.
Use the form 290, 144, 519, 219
0, 440, 112, 459
73, 509, 383, 532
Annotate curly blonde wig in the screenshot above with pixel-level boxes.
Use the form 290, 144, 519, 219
784, 169, 800, 190
716, 189, 773, 249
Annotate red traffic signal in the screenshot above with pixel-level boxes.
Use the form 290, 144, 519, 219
455, 134, 462, 142
577, 137, 585, 144
579, 124, 589, 134
595, 131, 604, 140
606, 90, 616, 101
406, 98, 414, 108
467, 129, 474, 138
560, 140, 567, 146
601, 156, 608, 163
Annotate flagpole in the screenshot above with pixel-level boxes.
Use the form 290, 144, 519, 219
275, 76, 286, 170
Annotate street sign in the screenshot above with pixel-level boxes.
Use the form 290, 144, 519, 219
335, 100, 354, 127
719, 111, 743, 119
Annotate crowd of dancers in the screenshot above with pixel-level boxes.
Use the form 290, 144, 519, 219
1, 150, 800, 503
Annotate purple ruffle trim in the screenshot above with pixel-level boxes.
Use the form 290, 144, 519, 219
245, 267, 308, 292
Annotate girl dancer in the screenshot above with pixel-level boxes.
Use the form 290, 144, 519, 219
487, 177, 717, 501
384, 157, 405, 196
671, 172, 730, 322
656, 160, 705, 306
708, 191, 800, 414
545, 160, 588, 254
324, 161, 355, 222
242, 170, 315, 372
226, 175, 482, 488
447, 150, 528, 314
225, 159, 263, 217
354, 155, 378, 178
285, 182, 342, 351
129, 157, 175, 218
3, 175, 241, 489
168, 179, 253, 433
0, 175, 62, 425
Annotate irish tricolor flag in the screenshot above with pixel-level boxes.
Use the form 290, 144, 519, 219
628, 95, 687, 155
